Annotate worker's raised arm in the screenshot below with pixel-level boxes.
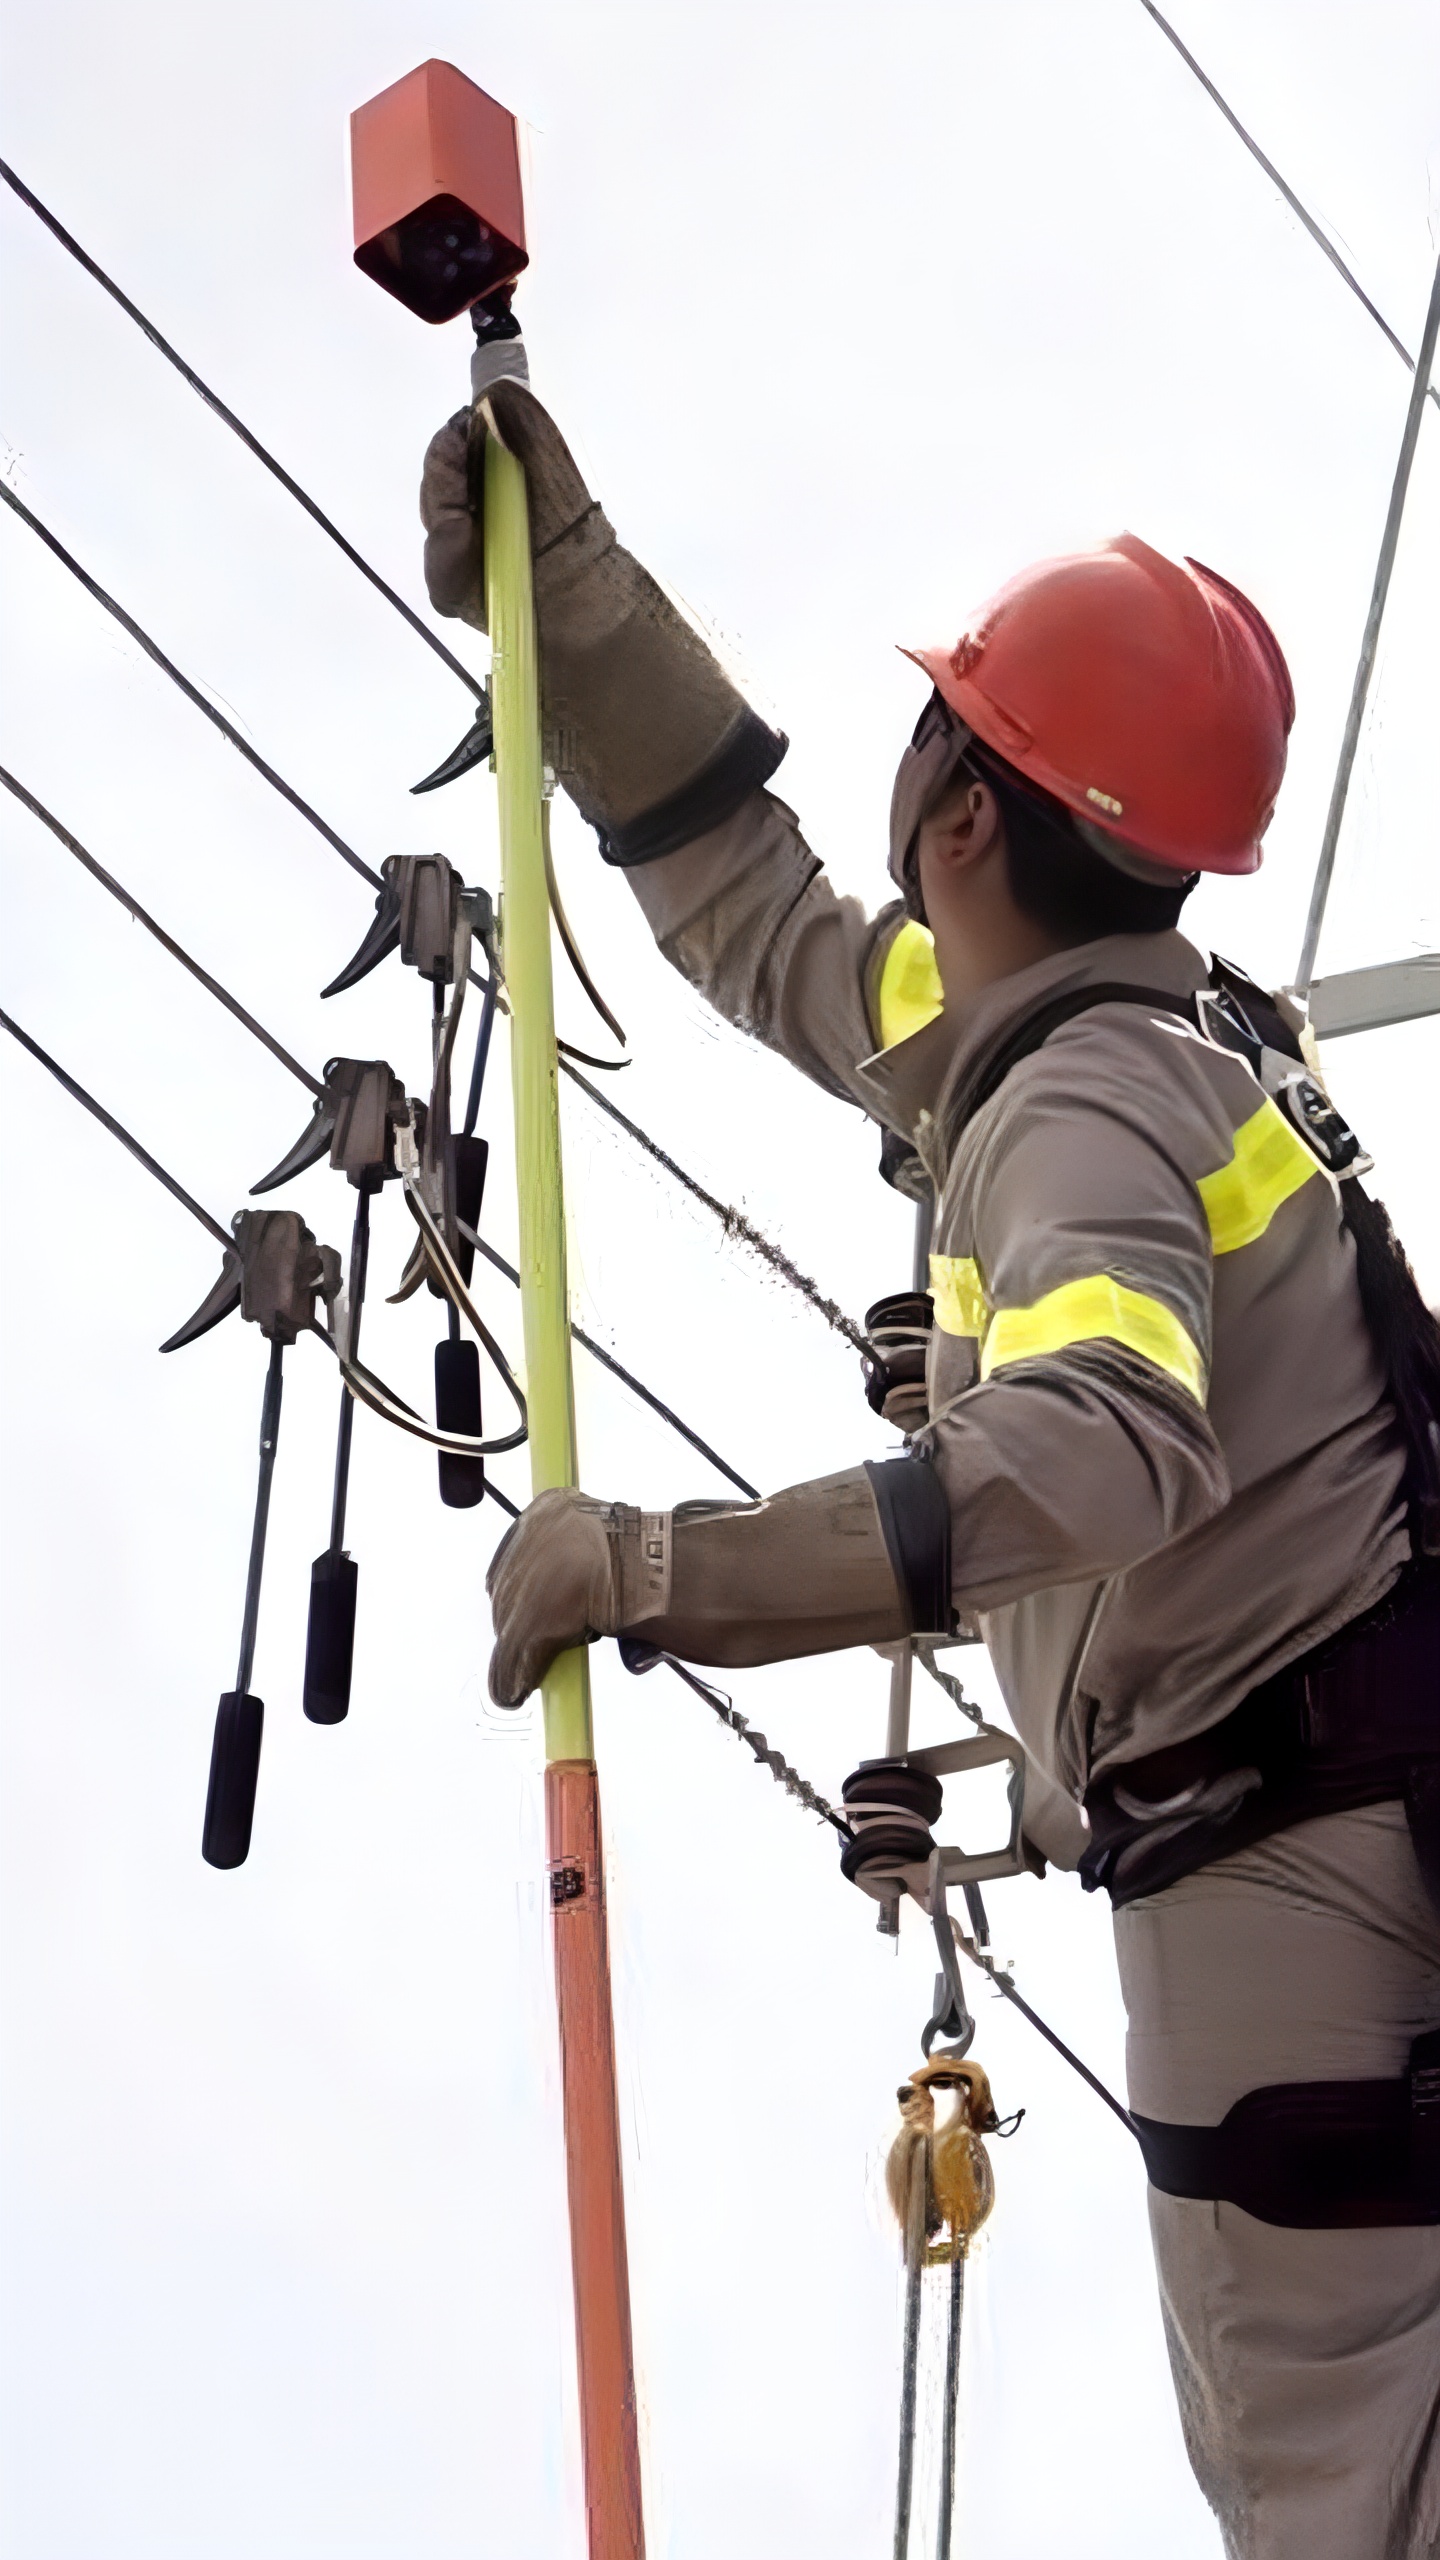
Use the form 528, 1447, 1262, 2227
420, 345, 905, 1111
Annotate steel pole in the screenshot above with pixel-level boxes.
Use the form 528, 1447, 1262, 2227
1295, 249, 1440, 996
484, 421, 645, 2560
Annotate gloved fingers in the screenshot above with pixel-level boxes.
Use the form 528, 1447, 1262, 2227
489, 1620, 567, 1711
481, 379, 597, 554
485, 1488, 619, 1708
421, 407, 485, 625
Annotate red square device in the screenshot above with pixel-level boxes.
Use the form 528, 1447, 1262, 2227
351, 61, 528, 324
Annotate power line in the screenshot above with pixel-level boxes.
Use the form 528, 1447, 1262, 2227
3, 476, 865, 1354
1138, 0, 1440, 412
0, 1006, 231, 1246
0, 768, 324, 1095
558, 1059, 869, 1356
471, 1233, 760, 1499
0, 482, 382, 890
0, 765, 763, 1494
0, 157, 488, 695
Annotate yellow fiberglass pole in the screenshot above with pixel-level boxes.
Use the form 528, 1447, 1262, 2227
483, 427, 590, 1757
483, 419, 645, 2560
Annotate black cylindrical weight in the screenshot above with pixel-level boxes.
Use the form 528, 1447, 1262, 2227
304, 1550, 358, 1724
202, 1690, 264, 1869
450, 1133, 489, 1284
436, 1337, 485, 1507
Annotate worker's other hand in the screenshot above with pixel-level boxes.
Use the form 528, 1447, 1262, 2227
486, 1490, 670, 1708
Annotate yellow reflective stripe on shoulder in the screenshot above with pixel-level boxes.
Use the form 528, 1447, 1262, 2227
878, 919, 944, 1050
979, 1275, 1206, 1403
929, 1254, 988, 1337
1198, 1099, 1321, 1255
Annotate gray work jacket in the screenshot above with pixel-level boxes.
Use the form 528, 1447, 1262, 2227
626, 789, 1409, 1824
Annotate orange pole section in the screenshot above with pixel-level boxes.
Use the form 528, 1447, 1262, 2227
546, 1762, 645, 2558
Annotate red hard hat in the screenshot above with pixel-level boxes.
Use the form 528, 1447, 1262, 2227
903, 534, 1294, 875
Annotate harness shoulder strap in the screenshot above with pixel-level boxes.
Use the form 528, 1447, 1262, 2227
953, 981, 1197, 1135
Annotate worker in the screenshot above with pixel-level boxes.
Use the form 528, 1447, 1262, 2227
421, 318, 1440, 2557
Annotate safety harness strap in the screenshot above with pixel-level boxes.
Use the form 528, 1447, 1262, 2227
1133, 2029, 1440, 2229
1081, 1556, 1440, 1907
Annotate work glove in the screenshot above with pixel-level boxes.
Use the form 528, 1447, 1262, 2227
420, 350, 786, 865
486, 1464, 947, 1708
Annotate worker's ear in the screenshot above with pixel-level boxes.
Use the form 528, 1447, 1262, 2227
924, 780, 1003, 876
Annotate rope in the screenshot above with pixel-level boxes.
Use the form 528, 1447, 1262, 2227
0, 1006, 231, 1246
0, 483, 382, 890
0, 768, 324, 1094
935, 2250, 965, 2560
1137, 1, 1440, 411
0, 157, 488, 693
893, 2142, 928, 2560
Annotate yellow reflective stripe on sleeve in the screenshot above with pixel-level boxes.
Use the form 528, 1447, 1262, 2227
1198, 1099, 1321, 1255
878, 919, 944, 1050
979, 1274, 1206, 1403
928, 1254, 988, 1337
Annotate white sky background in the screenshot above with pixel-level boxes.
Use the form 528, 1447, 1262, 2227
1, 2, 1437, 2552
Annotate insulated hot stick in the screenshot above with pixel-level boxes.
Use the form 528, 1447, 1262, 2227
162, 1209, 343, 1866
0, 1004, 345, 1868
349, 63, 645, 2560
320, 850, 492, 1506
304, 1188, 369, 1725
0, 772, 753, 1505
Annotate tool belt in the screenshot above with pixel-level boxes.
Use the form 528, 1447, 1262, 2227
1080, 1555, 1440, 1912
1084, 1558, 1440, 2225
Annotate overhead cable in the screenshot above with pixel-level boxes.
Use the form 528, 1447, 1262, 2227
0, 768, 324, 1095
469, 1231, 760, 1499
0, 1005, 231, 1246
0, 157, 487, 696
0, 775, 760, 1495
558, 1058, 869, 1355
1295, 249, 1440, 993
2, 485, 863, 1350
1138, 2, 1440, 413
0, 482, 382, 890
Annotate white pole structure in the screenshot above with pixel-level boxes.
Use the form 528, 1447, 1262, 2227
1295, 250, 1440, 997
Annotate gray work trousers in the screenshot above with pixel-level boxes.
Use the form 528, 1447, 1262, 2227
1114, 1804, 1440, 2559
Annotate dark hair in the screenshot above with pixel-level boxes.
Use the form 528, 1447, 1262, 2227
969, 742, 1194, 940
